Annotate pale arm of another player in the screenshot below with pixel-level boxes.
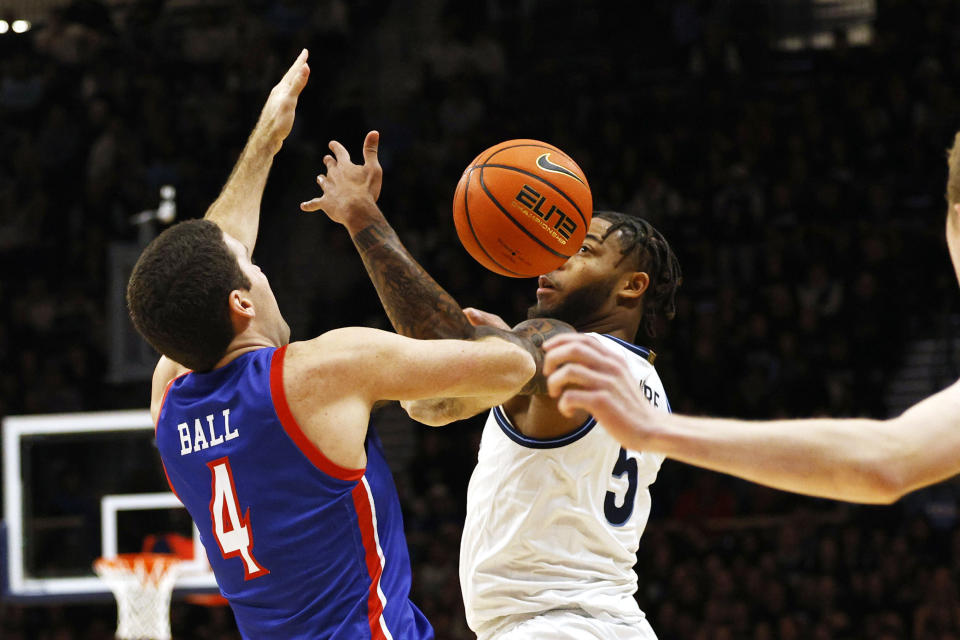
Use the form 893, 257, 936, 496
543, 332, 960, 505
281, 329, 536, 468
400, 308, 547, 426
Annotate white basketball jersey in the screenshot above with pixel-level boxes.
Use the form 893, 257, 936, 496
460, 333, 669, 638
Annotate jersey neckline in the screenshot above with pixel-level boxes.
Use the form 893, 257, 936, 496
492, 405, 597, 449
599, 334, 655, 363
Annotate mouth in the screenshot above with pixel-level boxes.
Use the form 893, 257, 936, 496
536, 276, 557, 297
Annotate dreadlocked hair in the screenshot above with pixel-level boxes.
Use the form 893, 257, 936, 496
595, 211, 682, 339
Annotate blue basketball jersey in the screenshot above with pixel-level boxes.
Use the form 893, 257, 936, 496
156, 345, 433, 640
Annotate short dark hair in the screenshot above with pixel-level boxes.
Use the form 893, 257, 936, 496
595, 210, 682, 339
126, 219, 251, 371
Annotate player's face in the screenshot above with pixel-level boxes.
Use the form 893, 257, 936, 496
528, 218, 631, 328
223, 233, 291, 346
949, 205, 960, 288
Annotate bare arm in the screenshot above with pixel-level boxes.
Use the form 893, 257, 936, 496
544, 333, 960, 504
149, 51, 310, 395
281, 329, 535, 467
149, 356, 189, 423
204, 49, 310, 254
403, 317, 576, 425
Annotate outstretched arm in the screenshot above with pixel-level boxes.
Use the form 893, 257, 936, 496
402, 317, 575, 425
149, 51, 309, 402
543, 333, 960, 504
204, 49, 310, 254
149, 50, 310, 401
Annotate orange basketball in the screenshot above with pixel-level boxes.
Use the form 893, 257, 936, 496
453, 139, 593, 277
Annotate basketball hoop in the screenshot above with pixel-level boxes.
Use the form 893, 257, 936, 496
93, 553, 184, 640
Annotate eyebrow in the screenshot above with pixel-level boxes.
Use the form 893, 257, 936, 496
584, 233, 603, 243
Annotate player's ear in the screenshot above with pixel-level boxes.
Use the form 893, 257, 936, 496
618, 271, 649, 302
227, 289, 255, 330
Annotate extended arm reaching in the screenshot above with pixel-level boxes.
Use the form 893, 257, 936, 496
204, 49, 310, 254
300, 133, 575, 401
150, 50, 310, 404
543, 332, 960, 504
402, 317, 576, 425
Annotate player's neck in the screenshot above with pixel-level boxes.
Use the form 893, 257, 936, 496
574, 312, 639, 343
214, 331, 279, 369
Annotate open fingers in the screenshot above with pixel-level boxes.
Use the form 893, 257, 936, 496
300, 197, 324, 212
323, 154, 336, 170
542, 335, 620, 377
557, 388, 603, 418
546, 362, 613, 399
328, 140, 351, 164
363, 131, 380, 167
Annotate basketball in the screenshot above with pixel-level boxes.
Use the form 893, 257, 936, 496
453, 139, 593, 277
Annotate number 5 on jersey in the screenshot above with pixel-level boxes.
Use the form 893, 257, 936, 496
208, 457, 269, 580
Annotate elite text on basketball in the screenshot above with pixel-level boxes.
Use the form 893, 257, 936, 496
515, 184, 579, 241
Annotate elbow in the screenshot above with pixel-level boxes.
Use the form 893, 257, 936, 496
856, 438, 911, 505
863, 467, 909, 505
401, 400, 456, 427
414, 413, 456, 428
503, 348, 536, 393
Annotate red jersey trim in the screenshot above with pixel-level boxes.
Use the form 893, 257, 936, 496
351, 478, 390, 640
156, 370, 190, 499
269, 345, 365, 482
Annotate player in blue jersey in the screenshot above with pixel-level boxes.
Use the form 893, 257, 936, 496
125, 51, 535, 640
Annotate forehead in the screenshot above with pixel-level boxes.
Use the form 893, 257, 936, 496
587, 217, 614, 238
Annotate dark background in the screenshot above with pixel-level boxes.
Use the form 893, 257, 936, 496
3, 0, 960, 638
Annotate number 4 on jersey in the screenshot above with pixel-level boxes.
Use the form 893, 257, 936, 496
208, 457, 269, 580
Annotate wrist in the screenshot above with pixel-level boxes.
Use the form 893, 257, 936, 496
343, 199, 384, 232
250, 112, 285, 157
643, 412, 680, 455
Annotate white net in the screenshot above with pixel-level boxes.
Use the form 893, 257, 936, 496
94, 553, 185, 640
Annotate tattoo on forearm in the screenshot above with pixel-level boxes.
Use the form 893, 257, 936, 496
351, 216, 575, 397
352, 220, 474, 340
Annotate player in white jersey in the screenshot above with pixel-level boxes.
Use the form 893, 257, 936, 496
460, 333, 668, 639
537, 130, 960, 508
306, 135, 682, 639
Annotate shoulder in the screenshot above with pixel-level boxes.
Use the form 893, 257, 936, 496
587, 334, 671, 412
281, 327, 410, 394
284, 327, 410, 373
281, 330, 367, 385
150, 356, 189, 422
588, 333, 656, 364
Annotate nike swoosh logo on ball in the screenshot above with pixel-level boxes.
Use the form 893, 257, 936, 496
536, 153, 586, 185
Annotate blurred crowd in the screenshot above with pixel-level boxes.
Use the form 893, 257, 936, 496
3, 0, 960, 638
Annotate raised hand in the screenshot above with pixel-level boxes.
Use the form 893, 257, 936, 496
300, 131, 382, 225
543, 333, 655, 450
203, 49, 310, 254
258, 49, 311, 154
